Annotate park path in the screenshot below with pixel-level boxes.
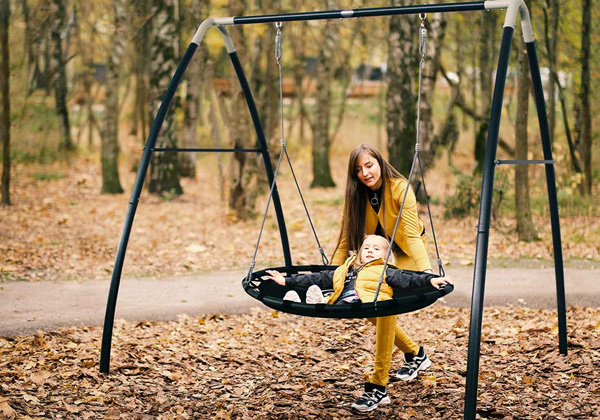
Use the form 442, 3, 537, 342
1, 267, 599, 337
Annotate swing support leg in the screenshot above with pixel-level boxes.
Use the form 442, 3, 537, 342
525, 40, 568, 355
100, 43, 199, 374
465, 2, 567, 418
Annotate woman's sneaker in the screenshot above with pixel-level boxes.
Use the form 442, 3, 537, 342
396, 346, 431, 381
305, 285, 327, 304
282, 290, 301, 302
351, 383, 390, 412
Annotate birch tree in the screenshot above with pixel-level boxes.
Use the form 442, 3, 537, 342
147, 0, 182, 195
386, 0, 416, 175
101, 0, 125, 194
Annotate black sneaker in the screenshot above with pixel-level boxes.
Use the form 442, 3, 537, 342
351, 383, 390, 412
396, 346, 431, 381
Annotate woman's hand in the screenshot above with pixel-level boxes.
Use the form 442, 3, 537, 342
263, 270, 286, 286
430, 276, 453, 290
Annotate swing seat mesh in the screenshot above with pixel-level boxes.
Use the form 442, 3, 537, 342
243, 265, 453, 319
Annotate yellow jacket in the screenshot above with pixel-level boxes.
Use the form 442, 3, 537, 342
327, 255, 395, 304
332, 177, 431, 272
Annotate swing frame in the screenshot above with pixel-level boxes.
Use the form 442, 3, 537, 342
99, 2, 567, 419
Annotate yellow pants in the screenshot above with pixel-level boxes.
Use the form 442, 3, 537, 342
366, 248, 423, 387
367, 316, 419, 387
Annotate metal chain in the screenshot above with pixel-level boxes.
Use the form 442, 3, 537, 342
415, 14, 427, 153
275, 22, 285, 148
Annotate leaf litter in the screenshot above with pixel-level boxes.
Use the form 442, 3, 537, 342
1, 306, 599, 419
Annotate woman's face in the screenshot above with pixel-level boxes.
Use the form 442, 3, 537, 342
355, 152, 382, 190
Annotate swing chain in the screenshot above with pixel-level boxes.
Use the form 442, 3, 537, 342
275, 22, 285, 148
415, 13, 427, 154
275, 22, 283, 64
419, 14, 428, 57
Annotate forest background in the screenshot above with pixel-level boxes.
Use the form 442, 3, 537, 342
0, 0, 598, 282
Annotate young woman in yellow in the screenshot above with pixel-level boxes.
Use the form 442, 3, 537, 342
263, 235, 451, 411
331, 144, 437, 411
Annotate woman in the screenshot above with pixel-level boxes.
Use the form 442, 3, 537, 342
332, 144, 434, 412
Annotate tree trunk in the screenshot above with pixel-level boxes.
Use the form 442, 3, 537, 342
542, 0, 559, 145
578, 0, 592, 196
515, 32, 538, 242
228, 0, 259, 219
1, 0, 10, 204
474, 12, 497, 174
51, 0, 73, 151
252, 2, 281, 171
179, 0, 208, 178
131, 0, 150, 144
386, 0, 416, 175
147, 0, 182, 196
310, 0, 338, 188
205, 62, 226, 205
419, 13, 446, 171
101, 0, 125, 194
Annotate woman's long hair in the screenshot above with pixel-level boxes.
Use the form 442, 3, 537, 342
333, 144, 403, 257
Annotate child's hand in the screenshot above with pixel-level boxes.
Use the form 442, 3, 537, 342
263, 270, 286, 286
430, 276, 453, 290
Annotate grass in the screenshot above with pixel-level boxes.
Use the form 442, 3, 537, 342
30, 172, 67, 182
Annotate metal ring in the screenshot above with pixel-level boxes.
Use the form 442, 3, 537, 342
275, 21, 282, 29
419, 13, 427, 21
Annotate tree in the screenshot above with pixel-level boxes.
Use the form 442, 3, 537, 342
418, 13, 447, 171
1, 0, 10, 205
179, 0, 208, 178
542, 0, 559, 144
131, 0, 151, 145
514, 27, 538, 242
578, 0, 592, 196
386, 0, 416, 175
310, 0, 338, 188
473, 12, 497, 174
147, 0, 182, 196
101, 0, 125, 194
228, 0, 256, 219
51, 0, 73, 151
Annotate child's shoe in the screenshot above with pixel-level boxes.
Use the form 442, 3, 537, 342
396, 346, 431, 381
282, 290, 301, 302
351, 382, 390, 412
305, 285, 326, 304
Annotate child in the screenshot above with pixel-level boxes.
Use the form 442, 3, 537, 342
263, 234, 451, 305
262, 234, 452, 412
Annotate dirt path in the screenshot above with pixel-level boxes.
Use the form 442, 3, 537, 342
2, 266, 599, 337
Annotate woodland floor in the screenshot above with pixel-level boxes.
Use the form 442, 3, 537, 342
1, 158, 599, 419
1, 307, 599, 419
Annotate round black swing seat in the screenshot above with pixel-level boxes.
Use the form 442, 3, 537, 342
243, 264, 453, 319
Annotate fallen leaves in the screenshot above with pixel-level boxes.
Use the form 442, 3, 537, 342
0, 306, 599, 419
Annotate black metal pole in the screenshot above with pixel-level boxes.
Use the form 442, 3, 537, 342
228, 51, 293, 268
464, 26, 514, 420
99, 43, 198, 374
232, 1, 485, 25
525, 40, 567, 355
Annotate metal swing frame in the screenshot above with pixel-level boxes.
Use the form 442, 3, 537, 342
99, 2, 567, 419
